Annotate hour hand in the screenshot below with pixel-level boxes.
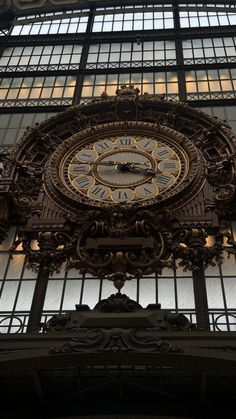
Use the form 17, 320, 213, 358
91, 160, 118, 166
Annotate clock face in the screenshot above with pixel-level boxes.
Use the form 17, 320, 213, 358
59, 131, 189, 207
46, 122, 203, 211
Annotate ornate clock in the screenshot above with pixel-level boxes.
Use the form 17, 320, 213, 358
3, 86, 234, 285
46, 121, 203, 211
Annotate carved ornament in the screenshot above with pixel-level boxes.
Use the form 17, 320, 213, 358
49, 329, 184, 354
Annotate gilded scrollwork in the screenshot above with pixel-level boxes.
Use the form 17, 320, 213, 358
170, 228, 227, 271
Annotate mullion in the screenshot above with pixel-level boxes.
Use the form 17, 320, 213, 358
174, 4, 186, 101
27, 269, 49, 332
136, 277, 140, 303
8, 259, 27, 332
72, 6, 94, 105
219, 263, 231, 331
79, 274, 85, 305
156, 274, 158, 305
131, 39, 135, 68
174, 267, 178, 312
206, 70, 211, 99
213, 38, 220, 63
223, 37, 229, 63
59, 271, 68, 312
99, 278, 103, 301
193, 266, 210, 330
217, 12, 221, 29
194, 69, 200, 100
202, 38, 208, 65
98, 43, 102, 67
111, 13, 115, 32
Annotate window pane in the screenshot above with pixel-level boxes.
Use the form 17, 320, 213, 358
43, 280, 64, 310
62, 280, 82, 310
206, 278, 224, 308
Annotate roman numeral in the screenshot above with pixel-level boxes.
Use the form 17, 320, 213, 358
70, 164, 87, 174
118, 137, 133, 146
156, 149, 170, 157
156, 173, 172, 185
74, 176, 91, 188
163, 161, 177, 170
96, 142, 111, 151
118, 191, 128, 200
77, 149, 97, 162
91, 186, 107, 198
80, 152, 93, 158
142, 140, 151, 149
142, 186, 153, 195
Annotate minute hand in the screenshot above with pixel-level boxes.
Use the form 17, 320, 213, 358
128, 165, 160, 176
91, 161, 153, 169
92, 161, 119, 166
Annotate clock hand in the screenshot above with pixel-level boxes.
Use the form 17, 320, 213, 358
92, 161, 151, 168
91, 160, 120, 166
91, 161, 159, 175
128, 164, 161, 176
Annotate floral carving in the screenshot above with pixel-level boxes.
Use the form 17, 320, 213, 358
65, 210, 172, 289
49, 328, 184, 354
171, 228, 225, 271
10, 231, 74, 273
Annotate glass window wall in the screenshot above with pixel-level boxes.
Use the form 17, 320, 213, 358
0, 228, 37, 333
180, 8, 236, 27
81, 72, 179, 102
205, 252, 236, 331
41, 265, 196, 328
0, 76, 76, 107
0, 112, 57, 147
87, 40, 176, 69
183, 37, 236, 65
92, 9, 174, 32
0, 45, 83, 72
186, 68, 236, 100
11, 10, 89, 35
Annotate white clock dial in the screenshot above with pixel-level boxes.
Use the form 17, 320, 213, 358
96, 151, 152, 187
64, 131, 188, 206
